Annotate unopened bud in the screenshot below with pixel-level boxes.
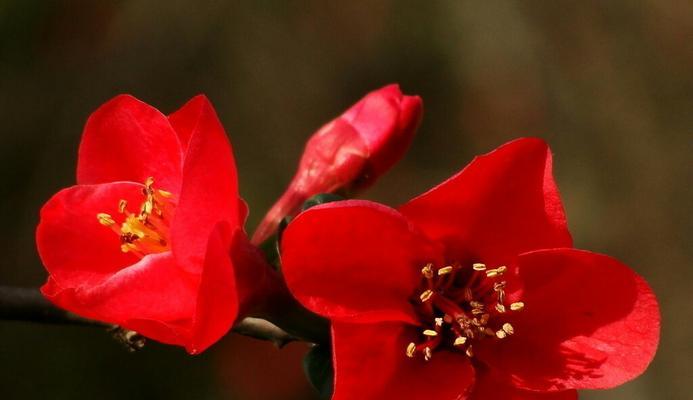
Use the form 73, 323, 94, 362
252, 84, 422, 244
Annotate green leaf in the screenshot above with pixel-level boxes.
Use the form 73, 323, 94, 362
303, 344, 334, 399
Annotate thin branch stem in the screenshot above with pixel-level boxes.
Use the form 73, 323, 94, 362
0, 286, 297, 347
0, 286, 104, 326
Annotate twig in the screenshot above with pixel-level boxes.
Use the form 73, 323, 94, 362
0, 286, 297, 347
0, 286, 105, 326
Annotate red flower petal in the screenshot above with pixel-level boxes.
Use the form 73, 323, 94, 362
475, 248, 660, 391
42, 251, 196, 340
76, 95, 184, 192
187, 222, 239, 354
281, 200, 440, 324
332, 322, 475, 400
36, 183, 144, 287
41, 277, 190, 347
470, 371, 577, 400
168, 94, 208, 153
399, 138, 572, 266
170, 96, 243, 272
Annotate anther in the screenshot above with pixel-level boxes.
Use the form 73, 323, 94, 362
495, 304, 506, 313
454, 336, 467, 346
486, 269, 499, 278
420, 290, 434, 303
437, 266, 453, 275
510, 302, 525, 311
97, 213, 115, 226
406, 342, 416, 358
495, 329, 507, 339
472, 263, 486, 271
118, 200, 128, 214
434, 317, 444, 327
423, 330, 438, 337
502, 323, 514, 335
421, 264, 433, 278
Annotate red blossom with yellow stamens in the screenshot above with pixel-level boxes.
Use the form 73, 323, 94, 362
280, 138, 660, 399
36, 94, 271, 354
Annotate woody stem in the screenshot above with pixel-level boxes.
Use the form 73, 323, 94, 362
0, 286, 298, 347
0, 286, 104, 326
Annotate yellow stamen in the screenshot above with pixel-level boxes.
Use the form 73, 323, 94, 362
97, 213, 115, 226
472, 263, 486, 271
405, 261, 525, 363
437, 266, 453, 275
420, 290, 434, 303
454, 336, 467, 346
97, 177, 174, 258
421, 263, 433, 278
406, 342, 416, 358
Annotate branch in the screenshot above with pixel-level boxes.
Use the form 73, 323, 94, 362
0, 286, 296, 347
0, 286, 104, 326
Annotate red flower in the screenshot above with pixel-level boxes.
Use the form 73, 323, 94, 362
280, 138, 660, 399
252, 84, 422, 244
37, 95, 269, 354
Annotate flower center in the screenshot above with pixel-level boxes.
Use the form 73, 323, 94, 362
406, 262, 524, 361
96, 177, 175, 258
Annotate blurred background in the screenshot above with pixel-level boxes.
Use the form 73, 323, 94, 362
0, 1, 690, 399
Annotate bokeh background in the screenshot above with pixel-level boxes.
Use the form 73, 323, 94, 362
0, 1, 690, 399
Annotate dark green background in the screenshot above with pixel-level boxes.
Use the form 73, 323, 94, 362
0, 1, 689, 399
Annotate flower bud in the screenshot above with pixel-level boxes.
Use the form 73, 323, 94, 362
252, 84, 422, 245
